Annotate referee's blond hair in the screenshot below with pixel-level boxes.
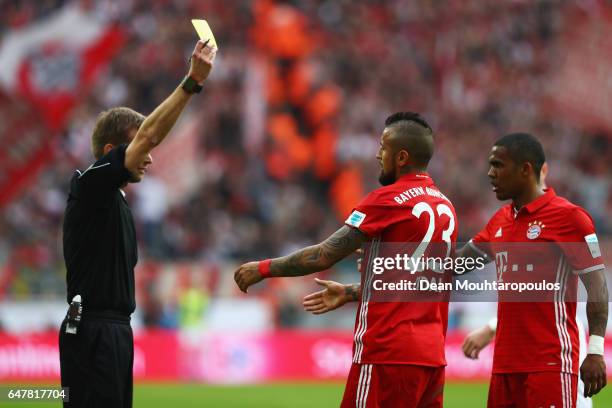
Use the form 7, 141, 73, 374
91, 107, 145, 159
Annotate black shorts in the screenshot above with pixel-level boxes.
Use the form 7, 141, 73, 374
59, 313, 133, 408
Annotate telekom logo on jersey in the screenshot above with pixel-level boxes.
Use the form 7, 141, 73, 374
495, 251, 508, 281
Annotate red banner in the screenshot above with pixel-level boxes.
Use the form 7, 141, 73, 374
0, 330, 178, 381
0, 330, 610, 382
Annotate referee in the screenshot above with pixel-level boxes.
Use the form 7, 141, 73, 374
59, 39, 216, 408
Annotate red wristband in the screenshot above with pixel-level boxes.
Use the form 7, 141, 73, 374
258, 259, 272, 278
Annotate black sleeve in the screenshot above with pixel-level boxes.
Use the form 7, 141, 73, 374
76, 144, 132, 200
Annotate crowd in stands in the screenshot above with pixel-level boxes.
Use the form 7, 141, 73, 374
1, 0, 610, 328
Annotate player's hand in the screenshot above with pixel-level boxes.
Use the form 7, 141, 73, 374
356, 248, 364, 273
580, 354, 607, 397
462, 325, 495, 359
188, 40, 216, 84
234, 261, 263, 293
303, 278, 349, 315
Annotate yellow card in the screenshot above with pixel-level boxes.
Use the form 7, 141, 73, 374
191, 19, 218, 49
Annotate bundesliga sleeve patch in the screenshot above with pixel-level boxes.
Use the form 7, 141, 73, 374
346, 210, 366, 228
584, 233, 601, 258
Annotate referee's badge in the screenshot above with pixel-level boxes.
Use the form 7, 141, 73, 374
526, 220, 545, 239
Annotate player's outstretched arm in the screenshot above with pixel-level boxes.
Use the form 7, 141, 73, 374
303, 279, 361, 315
234, 225, 367, 293
579, 269, 608, 398
125, 40, 216, 175
461, 319, 496, 359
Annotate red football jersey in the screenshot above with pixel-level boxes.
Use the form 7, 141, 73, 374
345, 172, 458, 366
470, 189, 605, 374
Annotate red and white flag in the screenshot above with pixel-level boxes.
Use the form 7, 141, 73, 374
0, 4, 124, 130
0, 5, 124, 206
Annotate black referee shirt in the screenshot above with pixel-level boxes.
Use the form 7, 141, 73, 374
62, 144, 137, 314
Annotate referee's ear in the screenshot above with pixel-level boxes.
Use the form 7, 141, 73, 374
102, 143, 115, 157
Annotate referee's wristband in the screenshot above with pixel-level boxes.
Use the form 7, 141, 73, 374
587, 335, 605, 355
181, 75, 203, 94
258, 259, 272, 278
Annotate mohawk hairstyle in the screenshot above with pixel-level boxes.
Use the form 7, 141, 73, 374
383, 111, 434, 168
385, 111, 432, 131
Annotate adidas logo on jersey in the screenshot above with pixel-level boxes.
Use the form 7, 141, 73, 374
494, 227, 502, 238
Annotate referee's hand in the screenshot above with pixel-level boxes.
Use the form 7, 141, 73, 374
581, 354, 607, 397
188, 40, 216, 85
234, 262, 263, 293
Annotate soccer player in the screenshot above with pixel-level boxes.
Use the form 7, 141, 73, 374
456, 133, 607, 407
59, 40, 215, 407
235, 112, 457, 407
462, 161, 593, 407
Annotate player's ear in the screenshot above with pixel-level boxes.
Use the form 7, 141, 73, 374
397, 149, 410, 166
540, 162, 548, 187
521, 161, 534, 179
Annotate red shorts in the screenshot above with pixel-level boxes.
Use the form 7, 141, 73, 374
340, 363, 445, 408
488, 372, 577, 408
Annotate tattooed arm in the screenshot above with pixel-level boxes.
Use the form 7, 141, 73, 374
345, 283, 361, 301
234, 226, 367, 292
270, 226, 366, 277
581, 269, 609, 336
579, 269, 608, 397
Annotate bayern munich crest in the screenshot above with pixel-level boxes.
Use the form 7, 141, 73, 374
526, 220, 545, 239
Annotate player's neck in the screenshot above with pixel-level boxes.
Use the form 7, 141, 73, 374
398, 166, 427, 177
512, 185, 545, 210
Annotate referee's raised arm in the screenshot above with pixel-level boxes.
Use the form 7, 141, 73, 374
125, 39, 216, 177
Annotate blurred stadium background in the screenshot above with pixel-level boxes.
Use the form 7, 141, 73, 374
0, 0, 611, 406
